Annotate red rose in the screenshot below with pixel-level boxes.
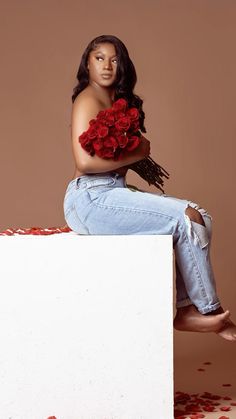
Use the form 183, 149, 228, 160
97, 109, 106, 119
115, 110, 126, 120
106, 108, 115, 116
109, 126, 119, 136
112, 98, 127, 112
115, 116, 131, 131
87, 126, 98, 140
78, 131, 86, 140
104, 109, 116, 126
97, 125, 109, 138
78, 131, 88, 145
97, 147, 114, 158
89, 118, 97, 126
116, 134, 128, 148
79, 131, 95, 153
93, 138, 104, 151
103, 136, 118, 150
127, 107, 139, 121
91, 108, 115, 126
80, 138, 94, 154
129, 120, 140, 131
125, 135, 141, 151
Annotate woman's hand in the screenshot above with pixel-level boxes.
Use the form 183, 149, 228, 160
138, 135, 151, 158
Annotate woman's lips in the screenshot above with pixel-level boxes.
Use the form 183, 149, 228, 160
101, 74, 112, 78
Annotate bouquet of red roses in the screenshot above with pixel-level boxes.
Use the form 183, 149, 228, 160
78, 98, 169, 192
79, 98, 142, 161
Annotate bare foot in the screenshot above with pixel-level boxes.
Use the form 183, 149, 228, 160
216, 318, 236, 341
174, 304, 230, 333
205, 306, 236, 341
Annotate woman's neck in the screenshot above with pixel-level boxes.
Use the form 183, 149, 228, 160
87, 83, 115, 106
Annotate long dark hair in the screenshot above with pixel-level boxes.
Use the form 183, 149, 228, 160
72, 34, 146, 133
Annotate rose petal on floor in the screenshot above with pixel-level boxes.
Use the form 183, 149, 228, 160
220, 406, 231, 411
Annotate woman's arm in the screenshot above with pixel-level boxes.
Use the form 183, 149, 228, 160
71, 96, 150, 174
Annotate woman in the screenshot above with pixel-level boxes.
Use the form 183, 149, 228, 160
64, 34, 236, 341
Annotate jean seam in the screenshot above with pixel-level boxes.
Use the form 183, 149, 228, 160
66, 204, 90, 234
177, 221, 209, 302
88, 198, 181, 225
198, 301, 221, 315
76, 176, 116, 191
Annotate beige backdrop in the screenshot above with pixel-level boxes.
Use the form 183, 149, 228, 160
1, 0, 235, 398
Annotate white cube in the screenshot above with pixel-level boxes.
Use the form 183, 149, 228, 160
0, 233, 173, 419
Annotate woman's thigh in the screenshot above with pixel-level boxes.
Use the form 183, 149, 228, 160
79, 186, 193, 235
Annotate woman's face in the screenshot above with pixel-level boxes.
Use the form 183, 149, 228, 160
87, 42, 118, 88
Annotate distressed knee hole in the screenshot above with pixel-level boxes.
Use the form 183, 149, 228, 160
185, 206, 205, 226
184, 204, 210, 249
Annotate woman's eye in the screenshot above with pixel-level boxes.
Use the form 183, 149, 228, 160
96, 57, 117, 63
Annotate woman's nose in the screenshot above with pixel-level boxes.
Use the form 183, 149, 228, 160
104, 61, 112, 69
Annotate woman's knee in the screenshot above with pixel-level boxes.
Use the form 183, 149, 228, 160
185, 206, 205, 226
184, 202, 213, 248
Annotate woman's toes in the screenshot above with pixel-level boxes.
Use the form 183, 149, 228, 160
217, 310, 230, 322
216, 319, 236, 341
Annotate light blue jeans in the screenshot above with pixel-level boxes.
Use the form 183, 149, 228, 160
63, 172, 221, 314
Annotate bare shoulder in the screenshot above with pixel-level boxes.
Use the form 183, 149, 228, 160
72, 88, 104, 116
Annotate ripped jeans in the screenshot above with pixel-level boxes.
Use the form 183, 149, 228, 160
63, 172, 221, 314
